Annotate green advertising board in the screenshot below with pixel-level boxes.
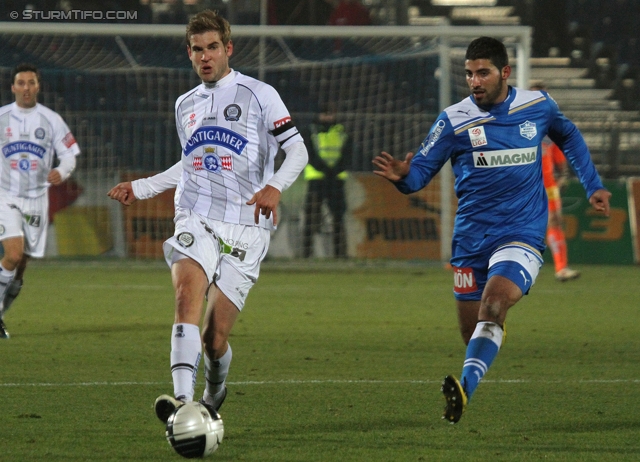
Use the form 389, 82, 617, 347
558, 179, 634, 264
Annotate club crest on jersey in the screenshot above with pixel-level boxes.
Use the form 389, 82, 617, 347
224, 104, 242, 121
203, 148, 222, 173
34, 128, 45, 139
468, 125, 488, 147
519, 120, 537, 140
183, 126, 248, 156
13, 157, 38, 171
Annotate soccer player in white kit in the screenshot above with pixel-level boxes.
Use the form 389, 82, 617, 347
108, 10, 308, 423
0, 64, 81, 339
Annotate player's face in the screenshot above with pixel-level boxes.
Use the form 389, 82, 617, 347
12, 71, 40, 108
465, 59, 510, 106
188, 31, 233, 83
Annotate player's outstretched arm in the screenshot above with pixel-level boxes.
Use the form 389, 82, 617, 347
247, 185, 282, 225
108, 182, 137, 206
372, 151, 414, 182
589, 189, 612, 216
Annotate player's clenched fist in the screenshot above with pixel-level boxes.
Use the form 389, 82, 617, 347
107, 182, 137, 206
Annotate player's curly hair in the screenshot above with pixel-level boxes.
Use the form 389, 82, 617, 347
186, 10, 231, 47
12, 63, 41, 84
465, 37, 509, 70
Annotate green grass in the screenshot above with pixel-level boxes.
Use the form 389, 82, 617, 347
1, 261, 639, 461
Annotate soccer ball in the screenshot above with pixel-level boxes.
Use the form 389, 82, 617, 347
165, 402, 224, 458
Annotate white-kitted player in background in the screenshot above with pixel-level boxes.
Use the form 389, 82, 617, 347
108, 9, 308, 426
0, 63, 81, 339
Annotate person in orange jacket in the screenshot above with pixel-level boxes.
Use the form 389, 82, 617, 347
532, 83, 581, 281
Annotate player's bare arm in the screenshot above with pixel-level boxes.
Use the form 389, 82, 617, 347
372, 151, 414, 181
247, 184, 281, 225
589, 189, 612, 216
107, 182, 137, 206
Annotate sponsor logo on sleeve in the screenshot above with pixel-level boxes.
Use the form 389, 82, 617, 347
453, 266, 477, 294
468, 125, 488, 147
273, 116, 291, 129
419, 120, 446, 156
62, 132, 76, 148
519, 120, 537, 140
473, 147, 537, 168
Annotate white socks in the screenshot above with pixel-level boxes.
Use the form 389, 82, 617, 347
170, 323, 202, 401
203, 345, 232, 408
0, 265, 16, 312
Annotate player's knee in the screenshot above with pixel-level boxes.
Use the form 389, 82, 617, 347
201, 326, 227, 358
1, 248, 23, 269
174, 288, 203, 323
479, 293, 513, 322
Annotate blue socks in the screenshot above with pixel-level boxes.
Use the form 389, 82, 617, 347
461, 321, 503, 401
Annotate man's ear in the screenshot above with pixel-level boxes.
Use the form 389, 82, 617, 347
501, 65, 512, 80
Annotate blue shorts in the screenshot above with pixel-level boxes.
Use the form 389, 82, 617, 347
450, 234, 545, 301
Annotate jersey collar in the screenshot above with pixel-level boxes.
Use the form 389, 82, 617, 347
472, 85, 514, 114
202, 69, 236, 91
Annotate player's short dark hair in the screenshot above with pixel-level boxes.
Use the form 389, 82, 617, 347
186, 10, 231, 48
465, 37, 509, 70
12, 63, 41, 84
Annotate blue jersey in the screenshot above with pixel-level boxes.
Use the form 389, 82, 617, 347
394, 87, 604, 243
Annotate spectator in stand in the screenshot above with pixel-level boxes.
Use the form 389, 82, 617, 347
329, 0, 371, 26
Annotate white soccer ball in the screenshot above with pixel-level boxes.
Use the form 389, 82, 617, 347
165, 402, 224, 458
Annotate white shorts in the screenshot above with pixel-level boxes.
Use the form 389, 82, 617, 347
163, 208, 270, 311
0, 190, 48, 258
488, 242, 543, 295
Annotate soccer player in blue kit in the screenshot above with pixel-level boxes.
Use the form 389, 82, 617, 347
372, 37, 611, 424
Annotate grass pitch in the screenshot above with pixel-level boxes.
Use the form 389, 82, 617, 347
1, 260, 639, 461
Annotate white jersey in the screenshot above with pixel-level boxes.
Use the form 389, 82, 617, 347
0, 102, 80, 198
174, 70, 303, 230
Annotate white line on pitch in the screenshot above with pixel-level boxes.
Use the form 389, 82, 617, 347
0, 378, 638, 387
